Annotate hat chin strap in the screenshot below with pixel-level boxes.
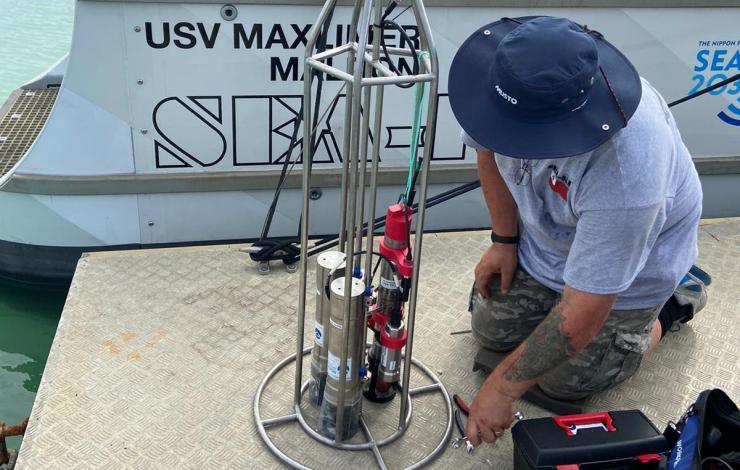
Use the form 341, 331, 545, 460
599, 66, 629, 127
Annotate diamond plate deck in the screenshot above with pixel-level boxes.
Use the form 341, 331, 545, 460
16, 220, 740, 469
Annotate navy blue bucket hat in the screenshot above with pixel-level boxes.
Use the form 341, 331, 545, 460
448, 16, 642, 159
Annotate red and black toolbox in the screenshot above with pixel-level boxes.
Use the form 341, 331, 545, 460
512, 411, 670, 469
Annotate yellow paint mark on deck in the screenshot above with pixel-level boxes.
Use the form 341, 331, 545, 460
101, 340, 120, 355
120, 331, 136, 342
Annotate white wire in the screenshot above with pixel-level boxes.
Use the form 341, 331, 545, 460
702, 456, 734, 470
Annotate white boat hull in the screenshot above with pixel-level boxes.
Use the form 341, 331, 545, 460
0, 0, 738, 281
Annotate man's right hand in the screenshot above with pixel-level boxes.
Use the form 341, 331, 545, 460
474, 243, 518, 297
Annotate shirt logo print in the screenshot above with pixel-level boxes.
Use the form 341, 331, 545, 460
548, 165, 571, 201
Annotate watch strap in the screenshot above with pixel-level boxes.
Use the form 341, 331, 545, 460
491, 231, 519, 245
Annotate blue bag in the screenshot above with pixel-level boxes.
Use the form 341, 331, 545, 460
665, 389, 740, 470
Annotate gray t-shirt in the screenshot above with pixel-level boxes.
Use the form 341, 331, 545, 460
462, 78, 702, 310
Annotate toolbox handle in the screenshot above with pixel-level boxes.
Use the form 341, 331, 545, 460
553, 412, 617, 436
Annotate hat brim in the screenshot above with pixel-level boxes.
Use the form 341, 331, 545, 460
448, 17, 642, 159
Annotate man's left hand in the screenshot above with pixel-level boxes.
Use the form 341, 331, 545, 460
465, 376, 518, 446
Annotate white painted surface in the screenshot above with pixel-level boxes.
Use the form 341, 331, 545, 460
23, 54, 69, 89
16, 88, 135, 175
63, 1, 132, 122
20, 2, 739, 177
136, 184, 487, 243
0, 192, 140, 246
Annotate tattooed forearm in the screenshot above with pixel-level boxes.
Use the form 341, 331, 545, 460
503, 303, 577, 382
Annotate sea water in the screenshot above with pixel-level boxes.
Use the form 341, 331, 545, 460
0, 0, 74, 449
0, 281, 67, 449
0, 0, 74, 103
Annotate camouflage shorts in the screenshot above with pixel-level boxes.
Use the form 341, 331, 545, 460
469, 267, 661, 400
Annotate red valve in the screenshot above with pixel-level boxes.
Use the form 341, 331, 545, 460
380, 204, 413, 278
368, 305, 388, 331
379, 324, 408, 350
384, 204, 411, 243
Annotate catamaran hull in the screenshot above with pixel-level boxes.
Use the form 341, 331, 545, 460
1, 172, 738, 282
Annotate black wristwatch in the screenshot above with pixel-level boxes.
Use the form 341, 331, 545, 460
491, 230, 519, 245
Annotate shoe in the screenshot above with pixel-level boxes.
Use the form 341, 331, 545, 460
688, 264, 712, 287
675, 265, 710, 322
659, 265, 709, 335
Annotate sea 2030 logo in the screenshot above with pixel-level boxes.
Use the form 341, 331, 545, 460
691, 41, 740, 126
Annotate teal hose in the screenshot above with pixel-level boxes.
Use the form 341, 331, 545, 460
403, 52, 430, 204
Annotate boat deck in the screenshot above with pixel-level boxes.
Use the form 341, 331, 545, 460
16, 220, 740, 469
0, 89, 58, 178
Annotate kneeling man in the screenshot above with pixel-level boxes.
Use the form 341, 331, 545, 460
447, 16, 708, 446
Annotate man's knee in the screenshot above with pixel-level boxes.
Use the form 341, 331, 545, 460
471, 328, 520, 352
469, 271, 556, 352
535, 305, 658, 400
470, 284, 539, 351
538, 356, 642, 401
538, 330, 646, 400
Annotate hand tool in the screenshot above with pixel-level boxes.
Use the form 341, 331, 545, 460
451, 393, 525, 452
452, 409, 475, 454
452, 394, 475, 454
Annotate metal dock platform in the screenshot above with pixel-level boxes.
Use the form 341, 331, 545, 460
16, 221, 740, 469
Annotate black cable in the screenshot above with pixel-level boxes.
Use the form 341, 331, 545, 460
250, 10, 335, 265
301, 180, 482, 260
252, 2, 423, 265
307, 180, 480, 256
389, 5, 411, 23
371, 256, 383, 284
405, 204, 413, 260
250, 238, 301, 261
323, 250, 399, 294
255, 111, 302, 243
667, 73, 739, 108
361, 251, 401, 292
379, 19, 419, 89
376, 2, 420, 89
356, 250, 398, 274
380, 1, 398, 21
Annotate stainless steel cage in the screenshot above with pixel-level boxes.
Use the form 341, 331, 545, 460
254, 1, 453, 468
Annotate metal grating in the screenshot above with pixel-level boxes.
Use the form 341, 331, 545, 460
0, 89, 58, 177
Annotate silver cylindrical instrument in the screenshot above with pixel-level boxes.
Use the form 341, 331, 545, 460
364, 259, 402, 402
378, 320, 404, 384
376, 262, 401, 314
308, 251, 345, 406
318, 276, 366, 440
